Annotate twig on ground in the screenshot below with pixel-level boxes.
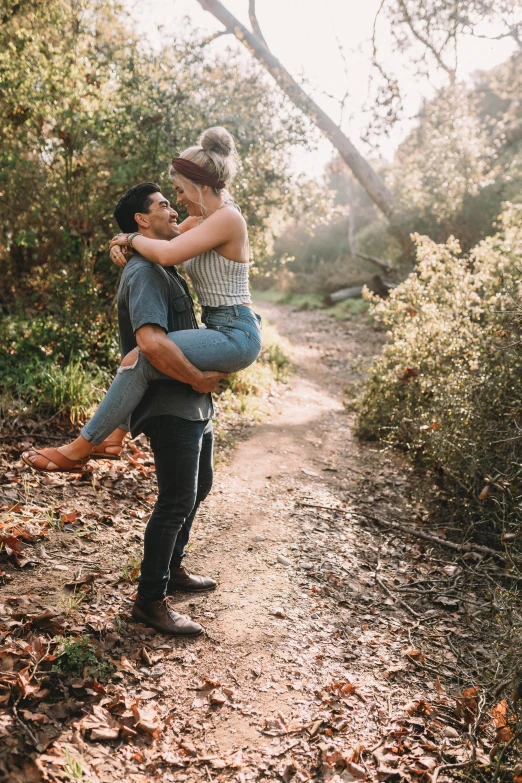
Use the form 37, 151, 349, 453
493, 677, 512, 698
226, 666, 240, 685
493, 724, 522, 774
296, 501, 341, 511
49, 554, 100, 566
358, 512, 521, 565
12, 698, 38, 747
375, 575, 420, 619
432, 759, 476, 783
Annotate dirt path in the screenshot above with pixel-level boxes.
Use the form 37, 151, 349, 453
0, 302, 503, 783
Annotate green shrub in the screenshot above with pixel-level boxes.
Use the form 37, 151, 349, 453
355, 205, 522, 545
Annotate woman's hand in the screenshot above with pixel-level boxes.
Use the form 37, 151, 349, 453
109, 233, 131, 268
110, 244, 129, 268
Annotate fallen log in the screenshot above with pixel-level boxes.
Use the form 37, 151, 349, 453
325, 274, 395, 305
328, 286, 363, 303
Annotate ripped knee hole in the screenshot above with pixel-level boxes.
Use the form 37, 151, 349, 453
118, 348, 140, 373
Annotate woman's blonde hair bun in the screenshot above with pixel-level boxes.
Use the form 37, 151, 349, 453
170, 126, 240, 215
199, 126, 236, 157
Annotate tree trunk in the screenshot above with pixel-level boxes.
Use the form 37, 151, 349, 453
346, 174, 357, 263
195, 0, 395, 219
355, 251, 392, 273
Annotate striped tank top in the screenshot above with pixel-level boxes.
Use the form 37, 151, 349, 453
183, 202, 251, 308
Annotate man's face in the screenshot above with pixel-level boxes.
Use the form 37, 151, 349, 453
137, 192, 180, 240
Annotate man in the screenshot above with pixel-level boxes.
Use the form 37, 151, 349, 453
113, 182, 223, 637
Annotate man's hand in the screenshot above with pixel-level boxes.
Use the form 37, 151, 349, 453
191, 371, 230, 394
136, 324, 229, 392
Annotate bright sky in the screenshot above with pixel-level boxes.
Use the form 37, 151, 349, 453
128, 0, 517, 176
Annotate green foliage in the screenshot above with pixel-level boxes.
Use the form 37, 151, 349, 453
254, 289, 324, 309
52, 636, 113, 680
0, 0, 309, 314
388, 57, 522, 256
121, 552, 141, 583
258, 333, 291, 382
271, 168, 392, 294
325, 298, 370, 320
0, 314, 115, 421
0, 0, 312, 421
356, 205, 522, 543
272, 52, 522, 298
253, 288, 370, 320
390, 87, 490, 246
0, 358, 111, 423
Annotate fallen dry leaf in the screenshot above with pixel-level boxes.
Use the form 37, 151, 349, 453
492, 699, 508, 727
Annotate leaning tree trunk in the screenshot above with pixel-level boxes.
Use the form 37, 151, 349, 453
195, 0, 395, 220
345, 173, 357, 263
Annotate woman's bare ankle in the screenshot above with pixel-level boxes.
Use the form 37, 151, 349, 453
59, 437, 93, 460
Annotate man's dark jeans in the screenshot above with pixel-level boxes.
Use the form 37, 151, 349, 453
138, 415, 213, 601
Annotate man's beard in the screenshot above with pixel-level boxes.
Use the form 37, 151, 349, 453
154, 226, 179, 241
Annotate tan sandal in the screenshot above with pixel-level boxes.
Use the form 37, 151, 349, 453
21, 448, 89, 473
90, 440, 124, 460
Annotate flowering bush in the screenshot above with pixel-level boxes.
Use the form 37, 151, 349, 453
356, 205, 522, 542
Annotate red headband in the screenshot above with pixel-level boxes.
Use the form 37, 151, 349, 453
171, 157, 225, 190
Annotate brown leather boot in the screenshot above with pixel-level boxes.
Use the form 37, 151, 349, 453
167, 564, 217, 594
132, 595, 203, 636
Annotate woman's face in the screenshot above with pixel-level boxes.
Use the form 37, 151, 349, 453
175, 183, 202, 217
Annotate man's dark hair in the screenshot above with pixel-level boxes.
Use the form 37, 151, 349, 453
113, 182, 161, 232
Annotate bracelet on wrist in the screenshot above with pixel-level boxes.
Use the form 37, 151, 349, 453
128, 232, 142, 250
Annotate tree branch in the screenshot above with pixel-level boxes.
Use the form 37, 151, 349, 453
248, 0, 268, 48
195, 0, 395, 219
397, 0, 456, 81
201, 28, 233, 46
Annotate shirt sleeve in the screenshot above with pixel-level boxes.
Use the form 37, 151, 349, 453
125, 265, 170, 334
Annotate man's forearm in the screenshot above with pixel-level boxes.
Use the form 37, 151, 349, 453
135, 324, 227, 393
139, 333, 203, 386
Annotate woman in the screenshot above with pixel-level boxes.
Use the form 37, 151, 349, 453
22, 127, 262, 473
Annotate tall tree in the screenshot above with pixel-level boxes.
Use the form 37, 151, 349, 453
195, 0, 395, 220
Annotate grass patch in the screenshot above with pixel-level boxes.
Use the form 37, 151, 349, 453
0, 313, 116, 422
121, 552, 141, 583
252, 287, 369, 319
0, 358, 111, 424
252, 288, 323, 311
324, 298, 370, 319
0, 306, 292, 429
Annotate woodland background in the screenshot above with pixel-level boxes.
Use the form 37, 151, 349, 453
2, 0, 522, 567
4, 2, 522, 781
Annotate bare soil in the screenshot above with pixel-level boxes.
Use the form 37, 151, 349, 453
0, 301, 515, 783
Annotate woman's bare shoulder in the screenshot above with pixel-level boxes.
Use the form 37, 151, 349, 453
211, 204, 246, 228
